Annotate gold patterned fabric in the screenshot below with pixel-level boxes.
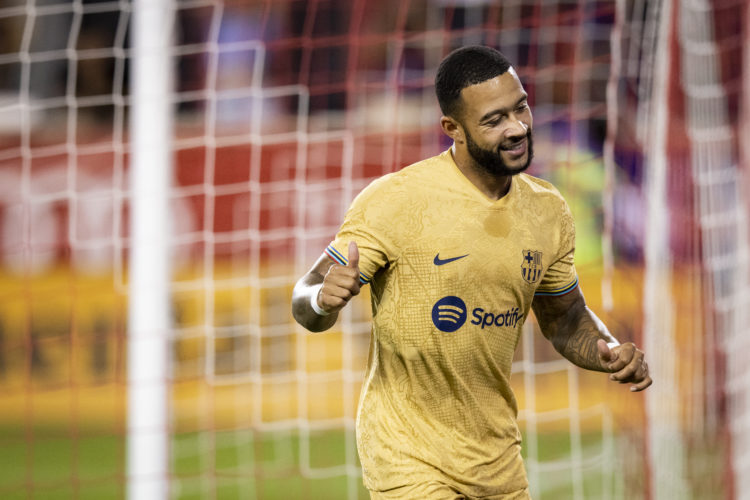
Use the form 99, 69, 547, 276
325, 149, 577, 497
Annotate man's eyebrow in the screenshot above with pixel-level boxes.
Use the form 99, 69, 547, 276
479, 94, 529, 123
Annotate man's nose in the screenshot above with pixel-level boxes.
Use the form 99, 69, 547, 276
505, 115, 528, 138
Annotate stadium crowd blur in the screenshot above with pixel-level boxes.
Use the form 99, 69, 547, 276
0, 0, 645, 239
1, 1, 482, 118
0, 0, 650, 379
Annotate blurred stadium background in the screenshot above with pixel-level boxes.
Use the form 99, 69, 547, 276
0, 0, 748, 498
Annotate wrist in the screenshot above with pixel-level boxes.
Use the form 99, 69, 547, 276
310, 284, 329, 316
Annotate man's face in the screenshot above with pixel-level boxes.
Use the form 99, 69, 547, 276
457, 68, 534, 176
464, 126, 533, 177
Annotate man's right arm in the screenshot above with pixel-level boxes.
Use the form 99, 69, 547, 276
291, 241, 361, 332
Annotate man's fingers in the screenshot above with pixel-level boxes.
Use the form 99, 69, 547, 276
318, 288, 348, 310
610, 350, 651, 386
318, 283, 356, 313
630, 361, 653, 392
348, 241, 360, 270
602, 342, 651, 391
629, 361, 651, 391
317, 261, 361, 313
611, 359, 640, 383
322, 281, 359, 301
325, 265, 361, 294
630, 371, 653, 392
610, 348, 641, 380
608, 343, 637, 372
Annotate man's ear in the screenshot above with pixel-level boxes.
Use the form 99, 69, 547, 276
440, 115, 465, 144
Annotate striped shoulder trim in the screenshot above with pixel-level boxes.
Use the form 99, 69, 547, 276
534, 276, 579, 297
324, 245, 372, 285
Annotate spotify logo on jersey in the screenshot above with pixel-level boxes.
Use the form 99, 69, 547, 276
431, 296, 468, 332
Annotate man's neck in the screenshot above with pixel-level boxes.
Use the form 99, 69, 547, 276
451, 145, 512, 201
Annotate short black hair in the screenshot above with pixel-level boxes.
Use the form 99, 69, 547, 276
435, 46, 513, 118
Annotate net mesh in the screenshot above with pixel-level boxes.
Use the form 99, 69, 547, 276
0, 0, 747, 499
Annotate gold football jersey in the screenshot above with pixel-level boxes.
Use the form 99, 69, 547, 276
325, 149, 578, 497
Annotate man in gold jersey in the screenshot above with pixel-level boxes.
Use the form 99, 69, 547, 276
292, 46, 652, 499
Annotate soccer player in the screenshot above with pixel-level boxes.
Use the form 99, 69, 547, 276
291, 46, 652, 499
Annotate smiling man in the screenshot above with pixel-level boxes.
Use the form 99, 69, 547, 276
292, 46, 651, 499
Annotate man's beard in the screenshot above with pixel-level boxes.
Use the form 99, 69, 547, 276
465, 129, 534, 177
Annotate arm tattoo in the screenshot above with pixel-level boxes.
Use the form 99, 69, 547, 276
532, 289, 616, 372
557, 311, 608, 371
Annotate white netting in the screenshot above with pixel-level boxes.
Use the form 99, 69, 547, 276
0, 1, 747, 499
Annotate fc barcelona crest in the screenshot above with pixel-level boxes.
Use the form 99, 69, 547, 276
521, 250, 543, 284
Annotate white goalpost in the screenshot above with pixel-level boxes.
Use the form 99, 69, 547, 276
641, 0, 691, 496
127, 1, 174, 498
641, 0, 750, 498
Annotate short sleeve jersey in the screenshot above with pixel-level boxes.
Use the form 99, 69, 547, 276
325, 149, 578, 497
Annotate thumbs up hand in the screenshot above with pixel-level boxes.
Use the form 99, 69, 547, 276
316, 241, 362, 315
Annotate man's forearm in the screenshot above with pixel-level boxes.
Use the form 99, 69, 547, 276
533, 286, 651, 389
534, 292, 617, 372
555, 307, 617, 371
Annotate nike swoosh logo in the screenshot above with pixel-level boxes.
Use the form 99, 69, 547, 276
433, 253, 469, 266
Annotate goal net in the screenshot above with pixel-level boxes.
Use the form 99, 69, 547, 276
0, 0, 746, 498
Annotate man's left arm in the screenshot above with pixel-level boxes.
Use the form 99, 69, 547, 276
531, 286, 652, 392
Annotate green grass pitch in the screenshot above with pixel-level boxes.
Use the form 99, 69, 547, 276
0, 426, 614, 499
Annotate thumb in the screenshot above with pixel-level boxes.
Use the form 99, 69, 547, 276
597, 339, 613, 365
347, 241, 360, 270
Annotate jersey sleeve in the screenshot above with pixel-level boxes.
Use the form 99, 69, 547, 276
535, 196, 578, 296
325, 177, 398, 285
